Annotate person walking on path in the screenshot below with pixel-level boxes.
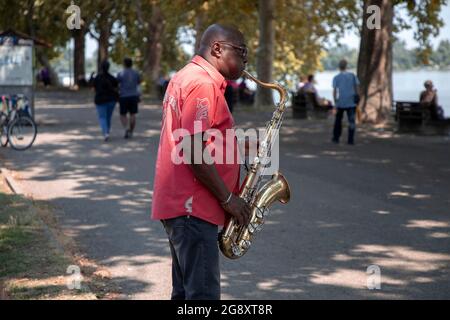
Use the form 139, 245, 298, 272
93, 60, 119, 142
151, 24, 251, 300
117, 57, 141, 139
332, 59, 360, 145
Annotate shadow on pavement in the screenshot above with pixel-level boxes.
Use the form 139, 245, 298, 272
1, 90, 449, 299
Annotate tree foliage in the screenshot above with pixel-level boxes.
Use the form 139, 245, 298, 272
431, 39, 450, 67
0, 0, 69, 58
397, 0, 446, 64
0, 0, 446, 94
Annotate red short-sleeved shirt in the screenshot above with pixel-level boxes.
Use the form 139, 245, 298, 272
151, 55, 241, 226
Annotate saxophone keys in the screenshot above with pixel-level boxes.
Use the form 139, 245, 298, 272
254, 222, 264, 233
248, 222, 263, 234
256, 207, 264, 219
241, 240, 251, 250
232, 244, 242, 257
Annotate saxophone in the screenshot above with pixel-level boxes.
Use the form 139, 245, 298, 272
219, 70, 291, 259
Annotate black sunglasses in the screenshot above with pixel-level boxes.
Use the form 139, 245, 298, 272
215, 41, 248, 59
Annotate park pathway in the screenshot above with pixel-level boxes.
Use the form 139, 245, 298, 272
1, 90, 450, 299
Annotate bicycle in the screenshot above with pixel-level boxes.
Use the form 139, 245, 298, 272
0, 94, 37, 151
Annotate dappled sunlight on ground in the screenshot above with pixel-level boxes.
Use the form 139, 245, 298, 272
352, 244, 450, 272
405, 220, 449, 229
311, 268, 406, 289
2, 90, 449, 299
389, 191, 432, 199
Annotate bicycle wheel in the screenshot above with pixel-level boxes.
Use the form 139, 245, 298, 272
0, 123, 8, 147
8, 116, 37, 150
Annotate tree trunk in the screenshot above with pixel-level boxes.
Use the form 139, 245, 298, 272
97, 19, 111, 72
143, 4, 164, 94
357, 0, 393, 124
255, 0, 275, 107
73, 25, 86, 86
25, 0, 59, 86
194, 6, 206, 54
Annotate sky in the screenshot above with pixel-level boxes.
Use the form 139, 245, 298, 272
85, 4, 450, 59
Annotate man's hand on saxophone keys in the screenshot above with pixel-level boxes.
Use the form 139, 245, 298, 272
221, 193, 251, 226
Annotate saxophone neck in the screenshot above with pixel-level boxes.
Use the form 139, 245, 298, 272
242, 70, 288, 109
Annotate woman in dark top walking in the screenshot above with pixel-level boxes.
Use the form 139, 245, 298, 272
93, 60, 119, 141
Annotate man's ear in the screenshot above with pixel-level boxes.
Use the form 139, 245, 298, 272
210, 42, 222, 58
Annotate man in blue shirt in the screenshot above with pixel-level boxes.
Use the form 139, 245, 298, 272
332, 59, 360, 145
117, 57, 141, 139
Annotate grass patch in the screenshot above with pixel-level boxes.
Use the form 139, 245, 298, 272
0, 179, 96, 300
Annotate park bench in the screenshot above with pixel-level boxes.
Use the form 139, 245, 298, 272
291, 91, 329, 119
394, 100, 450, 135
395, 101, 428, 128
291, 90, 307, 119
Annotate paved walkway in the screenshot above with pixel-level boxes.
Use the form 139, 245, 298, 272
1, 90, 450, 299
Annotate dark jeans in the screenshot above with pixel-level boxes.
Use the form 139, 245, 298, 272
161, 215, 220, 300
333, 107, 356, 144
96, 101, 116, 136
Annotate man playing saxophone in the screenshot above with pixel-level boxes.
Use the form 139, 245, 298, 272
151, 24, 252, 300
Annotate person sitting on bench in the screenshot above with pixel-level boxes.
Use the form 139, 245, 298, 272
420, 80, 445, 120
299, 74, 333, 110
